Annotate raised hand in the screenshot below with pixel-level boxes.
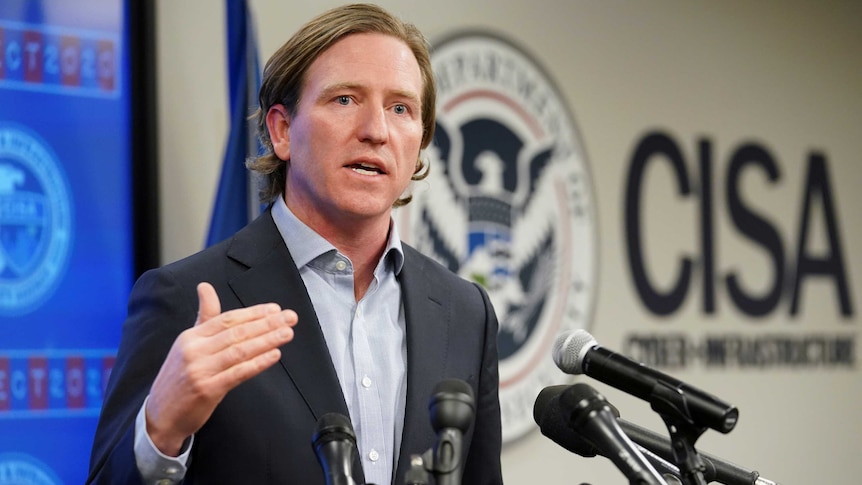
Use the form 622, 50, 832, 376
144, 282, 298, 455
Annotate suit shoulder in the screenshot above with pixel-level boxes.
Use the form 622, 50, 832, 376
140, 238, 233, 284
138, 212, 281, 287
400, 243, 488, 305
402, 244, 468, 283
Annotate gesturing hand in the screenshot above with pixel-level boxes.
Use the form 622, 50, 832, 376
144, 282, 298, 456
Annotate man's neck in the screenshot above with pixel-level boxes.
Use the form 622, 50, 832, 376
285, 197, 391, 300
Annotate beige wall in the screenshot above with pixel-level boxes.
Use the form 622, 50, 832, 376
156, 1, 862, 483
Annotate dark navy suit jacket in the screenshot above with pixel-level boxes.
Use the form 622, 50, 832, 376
87, 211, 503, 484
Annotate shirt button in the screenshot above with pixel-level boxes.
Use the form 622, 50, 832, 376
156, 480, 173, 485
369, 449, 379, 461
362, 376, 372, 388
335, 260, 347, 271
164, 467, 179, 475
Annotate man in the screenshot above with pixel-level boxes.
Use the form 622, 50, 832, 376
87, 4, 503, 484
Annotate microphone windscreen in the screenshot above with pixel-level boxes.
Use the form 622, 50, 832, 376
313, 412, 356, 447
553, 330, 598, 374
532, 385, 567, 424
532, 385, 598, 457
429, 378, 475, 432
431, 378, 474, 402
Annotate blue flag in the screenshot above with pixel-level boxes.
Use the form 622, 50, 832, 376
206, 0, 262, 247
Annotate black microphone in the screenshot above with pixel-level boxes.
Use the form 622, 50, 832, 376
533, 384, 601, 458
534, 385, 682, 483
619, 419, 780, 485
425, 378, 475, 485
553, 330, 739, 433
312, 412, 360, 485
560, 383, 668, 485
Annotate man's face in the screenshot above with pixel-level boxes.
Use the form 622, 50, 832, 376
270, 32, 424, 230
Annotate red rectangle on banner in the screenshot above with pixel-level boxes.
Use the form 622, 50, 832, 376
97, 39, 115, 91
22, 30, 43, 83
0, 357, 9, 411
66, 356, 86, 409
60, 35, 81, 86
28, 357, 48, 409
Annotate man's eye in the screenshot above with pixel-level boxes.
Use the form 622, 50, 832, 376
393, 104, 407, 114
337, 96, 351, 105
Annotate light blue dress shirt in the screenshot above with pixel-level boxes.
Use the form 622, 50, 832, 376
271, 196, 408, 485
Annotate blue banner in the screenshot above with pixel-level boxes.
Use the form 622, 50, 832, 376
0, 1, 131, 483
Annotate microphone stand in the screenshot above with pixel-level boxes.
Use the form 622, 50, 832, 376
620, 418, 780, 485
650, 381, 710, 485
403, 455, 430, 485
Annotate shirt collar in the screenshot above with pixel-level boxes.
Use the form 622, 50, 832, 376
271, 195, 404, 274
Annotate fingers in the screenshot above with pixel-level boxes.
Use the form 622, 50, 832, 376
196, 282, 222, 326
166, 311, 295, 420
206, 309, 298, 372
213, 346, 284, 394
186, 287, 298, 386
194, 283, 294, 337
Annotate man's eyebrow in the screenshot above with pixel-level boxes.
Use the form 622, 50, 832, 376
390, 89, 421, 106
318, 82, 360, 99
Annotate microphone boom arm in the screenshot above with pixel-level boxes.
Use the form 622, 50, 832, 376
650, 381, 709, 485
619, 418, 780, 485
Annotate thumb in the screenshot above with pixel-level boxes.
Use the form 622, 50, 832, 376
195, 282, 222, 326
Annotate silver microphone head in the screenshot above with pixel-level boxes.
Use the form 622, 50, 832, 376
552, 329, 598, 374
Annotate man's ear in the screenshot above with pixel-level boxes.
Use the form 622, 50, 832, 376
266, 104, 291, 160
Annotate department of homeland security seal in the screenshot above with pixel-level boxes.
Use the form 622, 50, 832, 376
0, 453, 62, 485
0, 125, 73, 317
397, 32, 598, 442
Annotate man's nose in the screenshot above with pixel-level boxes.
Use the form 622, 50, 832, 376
357, 105, 388, 144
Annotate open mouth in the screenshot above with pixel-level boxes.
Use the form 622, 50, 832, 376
347, 162, 385, 175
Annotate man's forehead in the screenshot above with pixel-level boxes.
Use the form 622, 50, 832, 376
302, 34, 422, 92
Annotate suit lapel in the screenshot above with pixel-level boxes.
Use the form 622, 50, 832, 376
225, 213, 350, 421
396, 246, 451, 476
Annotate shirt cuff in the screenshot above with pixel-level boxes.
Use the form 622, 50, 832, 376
134, 395, 193, 485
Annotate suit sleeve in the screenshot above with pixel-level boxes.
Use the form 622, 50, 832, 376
86, 267, 198, 484
461, 282, 504, 485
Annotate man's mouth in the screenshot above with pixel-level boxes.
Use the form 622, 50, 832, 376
348, 162, 385, 175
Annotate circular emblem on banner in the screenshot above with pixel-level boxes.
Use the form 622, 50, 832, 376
0, 453, 62, 485
397, 32, 598, 442
0, 125, 73, 317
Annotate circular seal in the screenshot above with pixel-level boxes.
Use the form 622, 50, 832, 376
0, 453, 62, 485
0, 125, 73, 317
397, 32, 598, 442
